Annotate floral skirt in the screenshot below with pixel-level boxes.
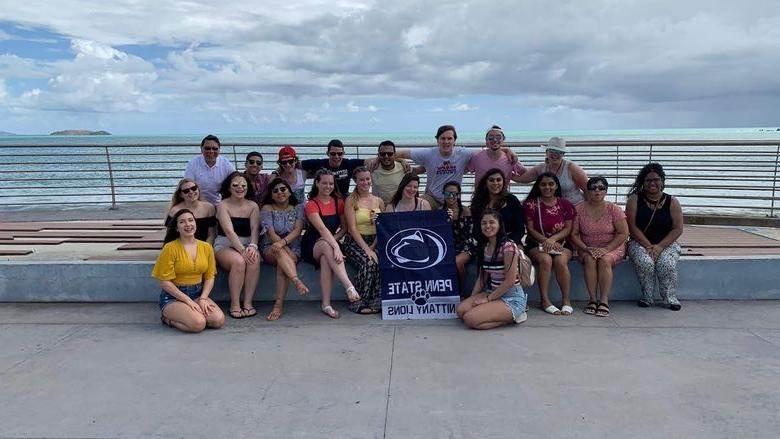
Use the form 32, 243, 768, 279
341, 234, 381, 313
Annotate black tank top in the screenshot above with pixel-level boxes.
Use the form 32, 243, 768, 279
217, 217, 252, 237
635, 192, 673, 245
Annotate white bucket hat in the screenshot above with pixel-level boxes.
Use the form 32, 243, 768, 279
542, 137, 568, 154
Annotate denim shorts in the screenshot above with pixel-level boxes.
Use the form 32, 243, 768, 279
159, 283, 202, 311
494, 285, 528, 323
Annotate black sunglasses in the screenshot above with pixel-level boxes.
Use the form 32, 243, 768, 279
278, 159, 295, 166
378, 152, 394, 157
203, 147, 219, 152
272, 186, 289, 194
246, 159, 262, 165
180, 185, 199, 194
329, 151, 344, 157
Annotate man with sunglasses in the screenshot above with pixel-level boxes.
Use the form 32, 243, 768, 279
300, 139, 369, 197
371, 140, 410, 204
243, 151, 272, 208
184, 134, 236, 204
466, 125, 527, 186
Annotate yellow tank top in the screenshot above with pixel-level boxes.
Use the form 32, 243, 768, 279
355, 207, 379, 235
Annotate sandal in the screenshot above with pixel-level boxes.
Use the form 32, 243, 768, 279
560, 304, 574, 315
321, 305, 340, 319
291, 277, 310, 295
353, 305, 380, 315
267, 305, 283, 321
229, 308, 245, 319
595, 303, 610, 317
543, 304, 561, 315
583, 301, 598, 315
160, 316, 173, 327
345, 286, 361, 303
242, 306, 257, 318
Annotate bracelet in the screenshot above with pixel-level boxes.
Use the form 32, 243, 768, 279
247, 243, 258, 249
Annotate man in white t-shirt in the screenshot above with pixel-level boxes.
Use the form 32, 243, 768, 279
184, 134, 236, 204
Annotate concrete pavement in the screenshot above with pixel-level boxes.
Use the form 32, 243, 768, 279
1, 300, 779, 438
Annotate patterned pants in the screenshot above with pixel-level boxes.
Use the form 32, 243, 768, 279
627, 240, 681, 304
342, 234, 381, 313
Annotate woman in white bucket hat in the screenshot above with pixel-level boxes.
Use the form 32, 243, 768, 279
518, 137, 588, 205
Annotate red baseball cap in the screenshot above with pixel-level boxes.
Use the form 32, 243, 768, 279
278, 145, 297, 161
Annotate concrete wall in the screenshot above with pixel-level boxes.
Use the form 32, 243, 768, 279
2, 256, 779, 302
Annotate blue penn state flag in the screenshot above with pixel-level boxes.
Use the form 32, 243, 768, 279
376, 210, 459, 320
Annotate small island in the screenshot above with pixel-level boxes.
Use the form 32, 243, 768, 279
50, 130, 112, 136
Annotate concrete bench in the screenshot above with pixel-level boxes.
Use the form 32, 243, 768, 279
2, 256, 778, 302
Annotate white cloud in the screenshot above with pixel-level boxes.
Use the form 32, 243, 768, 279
346, 101, 360, 112
366, 105, 378, 112
450, 103, 478, 112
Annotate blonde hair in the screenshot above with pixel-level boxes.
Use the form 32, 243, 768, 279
170, 178, 201, 209
349, 166, 371, 210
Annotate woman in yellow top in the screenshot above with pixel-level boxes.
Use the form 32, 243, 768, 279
343, 166, 385, 314
152, 209, 225, 333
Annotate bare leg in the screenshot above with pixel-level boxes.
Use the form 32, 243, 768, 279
162, 302, 206, 333
457, 292, 486, 319
552, 250, 573, 308
216, 248, 246, 317
597, 257, 614, 305
582, 253, 598, 303
314, 240, 356, 300
242, 255, 260, 314
462, 301, 515, 330
529, 249, 554, 308
456, 252, 472, 297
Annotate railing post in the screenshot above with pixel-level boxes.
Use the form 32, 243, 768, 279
615, 144, 620, 203
104, 146, 118, 210
648, 144, 653, 163
231, 145, 238, 169
770, 143, 779, 218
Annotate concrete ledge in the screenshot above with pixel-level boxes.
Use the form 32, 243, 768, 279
2, 256, 779, 302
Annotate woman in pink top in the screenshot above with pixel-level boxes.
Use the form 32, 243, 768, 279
570, 177, 628, 317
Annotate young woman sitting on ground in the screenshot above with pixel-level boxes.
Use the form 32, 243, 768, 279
152, 209, 224, 333
456, 209, 529, 329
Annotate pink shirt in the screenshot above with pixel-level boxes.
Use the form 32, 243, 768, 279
466, 150, 525, 184
574, 202, 625, 248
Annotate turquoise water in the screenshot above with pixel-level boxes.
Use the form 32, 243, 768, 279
2, 127, 780, 146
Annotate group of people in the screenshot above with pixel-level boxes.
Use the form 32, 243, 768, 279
152, 127, 684, 332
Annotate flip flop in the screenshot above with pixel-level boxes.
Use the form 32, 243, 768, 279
229, 308, 245, 319
242, 306, 257, 318
321, 305, 340, 319
560, 305, 574, 315
543, 305, 561, 315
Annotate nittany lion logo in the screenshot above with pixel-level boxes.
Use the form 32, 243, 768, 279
385, 228, 447, 270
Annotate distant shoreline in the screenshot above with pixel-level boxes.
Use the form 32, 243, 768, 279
50, 130, 112, 136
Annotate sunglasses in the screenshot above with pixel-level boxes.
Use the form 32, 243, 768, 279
246, 159, 262, 165
272, 186, 288, 194
203, 147, 219, 152
278, 159, 295, 166
486, 135, 503, 142
329, 152, 344, 157
231, 183, 247, 188
443, 191, 460, 198
588, 185, 607, 192
180, 185, 199, 194
378, 152, 394, 157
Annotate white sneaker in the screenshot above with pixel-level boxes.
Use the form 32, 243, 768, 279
514, 311, 528, 324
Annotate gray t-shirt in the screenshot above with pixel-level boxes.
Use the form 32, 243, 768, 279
411, 146, 475, 202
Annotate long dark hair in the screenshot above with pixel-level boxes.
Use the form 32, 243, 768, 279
262, 177, 299, 207
308, 169, 342, 200
628, 162, 666, 196
475, 208, 509, 270
163, 209, 195, 243
471, 168, 508, 213
440, 180, 464, 214
389, 173, 420, 208
219, 171, 255, 201
524, 172, 563, 203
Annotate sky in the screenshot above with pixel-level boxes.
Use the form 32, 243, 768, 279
1, 0, 780, 135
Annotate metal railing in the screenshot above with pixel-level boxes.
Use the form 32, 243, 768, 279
1, 140, 779, 218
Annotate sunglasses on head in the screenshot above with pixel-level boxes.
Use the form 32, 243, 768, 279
588, 185, 607, 192
203, 147, 219, 152
278, 159, 295, 166
378, 152, 394, 157
180, 185, 198, 194
272, 186, 288, 194
246, 159, 262, 165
